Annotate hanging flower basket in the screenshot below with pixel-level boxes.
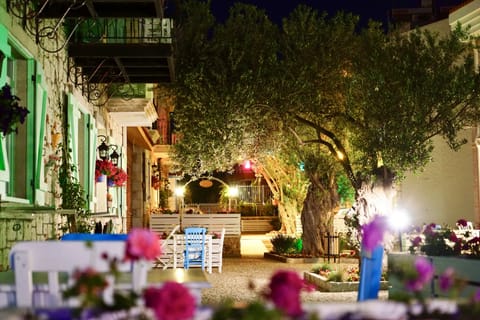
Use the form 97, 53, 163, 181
107, 178, 116, 187
151, 175, 161, 189
95, 160, 115, 183
94, 159, 127, 186
109, 167, 128, 187
0, 83, 29, 136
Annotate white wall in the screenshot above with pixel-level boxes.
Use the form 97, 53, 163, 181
397, 128, 476, 227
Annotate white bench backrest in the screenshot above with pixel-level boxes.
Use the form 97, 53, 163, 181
9, 241, 147, 308
150, 214, 180, 236
182, 214, 241, 236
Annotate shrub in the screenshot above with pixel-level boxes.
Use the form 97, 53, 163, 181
270, 234, 300, 254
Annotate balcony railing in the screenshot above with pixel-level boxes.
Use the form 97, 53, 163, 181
70, 18, 173, 44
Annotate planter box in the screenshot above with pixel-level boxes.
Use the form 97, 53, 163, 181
263, 252, 322, 264
304, 272, 389, 292
388, 253, 480, 299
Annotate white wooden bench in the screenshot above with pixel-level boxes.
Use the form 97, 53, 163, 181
149, 214, 180, 236
182, 214, 241, 236
9, 241, 149, 308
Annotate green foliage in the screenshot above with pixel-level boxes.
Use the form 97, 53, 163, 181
270, 233, 301, 254
239, 203, 257, 216
212, 299, 283, 320
173, 1, 480, 256
327, 270, 344, 282
57, 97, 91, 234
336, 174, 355, 206
311, 263, 334, 274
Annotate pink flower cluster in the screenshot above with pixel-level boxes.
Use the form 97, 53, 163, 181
143, 282, 196, 320
125, 228, 162, 261
405, 256, 434, 292
265, 270, 313, 317
361, 215, 390, 252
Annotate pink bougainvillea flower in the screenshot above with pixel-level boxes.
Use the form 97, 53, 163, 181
143, 282, 195, 320
361, 215, 389, 252
449, 232, 458, 242
405, 256, 435, 292
411, 236, 422, 247
423, 223, 437, 236
125, 228, 161, 261
439, 267, 455, 292
266, 270, 311, 317
457, 219, 468, 227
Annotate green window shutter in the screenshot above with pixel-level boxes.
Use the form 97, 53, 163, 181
0, 24, 12, 82
87, 115, 97, 211
34, 64, 48, 192
0, 24, 12, 180
24, 59, 35, 201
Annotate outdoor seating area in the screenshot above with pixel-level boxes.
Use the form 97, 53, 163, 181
153, 226, 225, 274
3, 0, 480, 318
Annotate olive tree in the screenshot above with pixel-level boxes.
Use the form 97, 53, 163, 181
173, 2, 480, 255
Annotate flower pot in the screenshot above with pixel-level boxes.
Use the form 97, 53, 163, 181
96, 174, 106, 183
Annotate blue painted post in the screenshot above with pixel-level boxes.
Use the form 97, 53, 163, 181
357, 245, 384, 301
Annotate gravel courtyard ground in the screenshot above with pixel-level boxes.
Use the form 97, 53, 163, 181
201, 257, 388, 306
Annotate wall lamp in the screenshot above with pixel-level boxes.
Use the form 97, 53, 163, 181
97, 135, 120, 166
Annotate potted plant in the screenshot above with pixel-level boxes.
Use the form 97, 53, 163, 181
107, 167, 128, 187
95, 159, 115, 182
0, 83, 29, 136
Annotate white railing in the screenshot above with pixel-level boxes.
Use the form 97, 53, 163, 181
149, 213, 241, 236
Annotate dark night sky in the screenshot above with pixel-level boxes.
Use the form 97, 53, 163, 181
211, 0, 392, 25
210, 0, 465, 27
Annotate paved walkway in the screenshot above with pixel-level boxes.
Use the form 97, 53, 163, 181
201, 234, 388, 306
240, 234, 272, 257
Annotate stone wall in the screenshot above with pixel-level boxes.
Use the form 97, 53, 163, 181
223, 236, 241, 257
0, 210, 126, 270
0, 211, 66, 270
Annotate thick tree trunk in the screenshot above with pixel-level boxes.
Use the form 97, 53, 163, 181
301, 177, 339, 257
277, 198, 299, 235
346, 166, 398, 250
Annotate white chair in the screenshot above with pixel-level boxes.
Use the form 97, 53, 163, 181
9, 240, 149, 308
153, 224, 180, 269
210, 228, 225, 273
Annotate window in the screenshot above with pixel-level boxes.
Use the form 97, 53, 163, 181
4, 49, 34, 201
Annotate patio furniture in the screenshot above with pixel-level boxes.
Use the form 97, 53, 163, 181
153, 225, 180, 269
210, 228, 225, 273
149, 214, 180, 236
9, 241, 149, 308
183, 227, 207, 271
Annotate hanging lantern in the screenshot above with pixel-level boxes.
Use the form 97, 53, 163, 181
109, 146, 120, 166
97, 135, 109, 161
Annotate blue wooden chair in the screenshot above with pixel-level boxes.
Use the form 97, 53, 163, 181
357, 245, 384, 301
183, 227, 206, 270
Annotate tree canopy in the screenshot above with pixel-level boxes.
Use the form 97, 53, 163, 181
172, 1, 480, 255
